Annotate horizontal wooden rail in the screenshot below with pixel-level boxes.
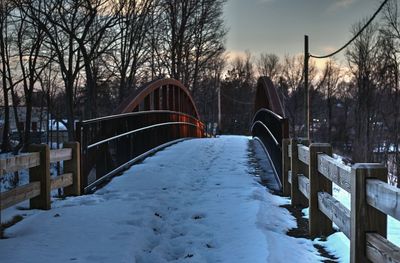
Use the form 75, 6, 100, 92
298, 145, 310, 165
0, 182, 41, 210
0, 152, 40, 176
50, 148, 72, 163
366, 179, 400, 221
298, 175, 310, 199
318, 192, 351, 238
50, 173, 73, 190
366, 233, 400, 263
318, 154, 351, 193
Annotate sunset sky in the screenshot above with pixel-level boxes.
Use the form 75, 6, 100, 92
224, 0, 381, 62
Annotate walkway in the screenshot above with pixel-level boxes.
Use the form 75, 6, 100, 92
0, 136, 324, 262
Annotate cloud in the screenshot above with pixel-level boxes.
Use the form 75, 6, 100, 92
313, 58, 331, 71
332, 0, 356, 9
257, 0, 275, 4
225, 50, 248, 62
322, 46, 337, 54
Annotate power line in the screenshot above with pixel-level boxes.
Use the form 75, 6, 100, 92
310, 0, 389, 59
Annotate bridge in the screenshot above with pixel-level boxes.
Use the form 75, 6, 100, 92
1, 77, 400, 263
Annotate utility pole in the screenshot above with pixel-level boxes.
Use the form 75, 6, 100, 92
218, 81, 222, 133
304, 35, 310, 140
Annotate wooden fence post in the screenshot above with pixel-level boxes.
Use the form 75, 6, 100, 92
282, 138, 291, 196
28, 144, 50, 210
63, 142, 81, 196
350, 164, 387, 263
309, 143, 333, 238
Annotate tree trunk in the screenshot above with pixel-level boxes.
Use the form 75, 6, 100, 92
65, 77, 75, 141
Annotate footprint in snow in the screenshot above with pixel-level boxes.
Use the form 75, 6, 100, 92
192, 213, 206, 220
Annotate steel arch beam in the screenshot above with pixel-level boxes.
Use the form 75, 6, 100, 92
114, 78, 200, 119
254, 76, 285, 117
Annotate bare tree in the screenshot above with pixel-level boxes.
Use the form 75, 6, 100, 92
318, 59, 341, 142
346, 20, 379, 162
107, 0, 155, 103
257, 53, 281, 81
220, 51, 255, 134
18, 0, 123, 138
18, 0, 84, 139
0, 1, 12, 152
281, 54, 316, 137
190, 0, 226, 94
378, 0, 400, 185
13, 7, 48, 149
159, 0, 226, 89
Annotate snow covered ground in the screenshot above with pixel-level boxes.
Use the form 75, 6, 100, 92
0, 136, 324, 263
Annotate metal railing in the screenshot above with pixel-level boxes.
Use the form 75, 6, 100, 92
251, 108, 289, 188
76, 110, 204, 193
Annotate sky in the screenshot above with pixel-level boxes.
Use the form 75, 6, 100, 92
224, 0, 381, 63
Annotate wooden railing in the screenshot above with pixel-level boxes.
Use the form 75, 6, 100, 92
0, 142, 80, 211
282, 139, 400, 263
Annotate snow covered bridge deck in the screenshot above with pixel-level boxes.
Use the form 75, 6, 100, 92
1, 136, 323, 262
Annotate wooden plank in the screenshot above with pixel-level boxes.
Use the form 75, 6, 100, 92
366, 179, 400, 221
50, 148, 72, 163
366, 233, 400, 263
0, 182, 41, 210
0, 152, 40, 176
318, 192, 351, 239
298, 175, 310, 199
50, 173, 73, 190
290, 140, 309, 207
291, 140, 301, 206
318, 154, 351, 193
288, 170, 292, 184
298, 145, 310, 165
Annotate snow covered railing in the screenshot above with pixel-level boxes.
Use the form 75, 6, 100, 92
0, 142, 80, 211
282, 138, 400, 263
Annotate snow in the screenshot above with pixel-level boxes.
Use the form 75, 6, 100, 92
374, 143, 400, 153
316, 232, 349, 263
0, 136, 324, 263
49, 119, 67, 131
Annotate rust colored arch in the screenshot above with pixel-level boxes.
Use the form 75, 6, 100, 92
254, 77, 285, 117
114, 78, 200, 119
